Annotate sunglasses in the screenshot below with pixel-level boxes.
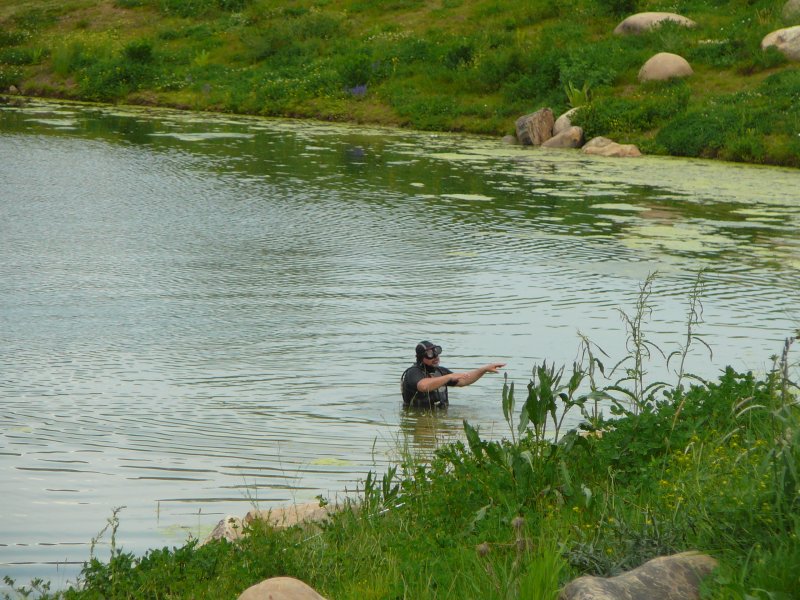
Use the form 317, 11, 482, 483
422, 346, 442, 359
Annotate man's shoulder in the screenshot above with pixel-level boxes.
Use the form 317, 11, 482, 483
402, 363, 424, 379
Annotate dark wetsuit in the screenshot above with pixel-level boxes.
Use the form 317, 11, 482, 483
401, 363, 455, 408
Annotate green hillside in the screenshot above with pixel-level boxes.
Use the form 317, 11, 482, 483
1, 0, 800, 166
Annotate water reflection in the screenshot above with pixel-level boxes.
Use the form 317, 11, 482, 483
398, 408, 463, 453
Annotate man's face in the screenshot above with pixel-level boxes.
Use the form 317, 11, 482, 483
422, 354, 440, 368
420, 346, 442, 367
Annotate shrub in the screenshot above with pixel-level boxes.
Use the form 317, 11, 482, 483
158, 0, 214, 18
11, 8, 58, 30
687, 39, 743, 69
0, 30, 30, 47
0, 65, 22, 89
574, 82, 690, 138
499, 46, 561, 103
337, 51, 374, 88
441, 38, 475, 70
656, 106, 742, 158
737, 46, 788, 75
123, 39, 154, 64
600, 0, 638, 18
0, 47, 36, 66
469, 46, 523, 92
216, 0, 251, 12
758, 67, 800, 97
720, 130, 767, 163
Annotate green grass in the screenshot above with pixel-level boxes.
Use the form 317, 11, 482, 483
0, 0, 799, 165
4, 274, 799, 599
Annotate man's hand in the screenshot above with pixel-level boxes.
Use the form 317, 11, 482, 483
482, 362, 506, 374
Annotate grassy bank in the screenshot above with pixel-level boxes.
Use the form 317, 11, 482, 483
1, 0, 800, 166
5, 277, 799, 599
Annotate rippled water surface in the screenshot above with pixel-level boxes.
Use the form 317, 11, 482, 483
1, 100, 799, 589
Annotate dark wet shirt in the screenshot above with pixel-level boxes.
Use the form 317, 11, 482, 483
401, 363, 455, 408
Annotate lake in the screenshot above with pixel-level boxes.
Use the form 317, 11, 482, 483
1, 99, 798, 591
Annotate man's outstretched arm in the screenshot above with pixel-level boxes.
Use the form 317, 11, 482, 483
452, 362, 506, 387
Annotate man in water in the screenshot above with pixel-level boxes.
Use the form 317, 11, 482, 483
401, 340, 506, 409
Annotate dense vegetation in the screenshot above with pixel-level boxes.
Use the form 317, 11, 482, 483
5, 276, 799, 599
1, 0, 800, 165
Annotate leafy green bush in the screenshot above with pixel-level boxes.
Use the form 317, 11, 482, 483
113, 0, 148, 7
655, 106, 741, 158
499, 46, 561, 104
0, 47, 36, 65
574, 81, 690, 138
158, 0, 214, 18
687, 38, 743, 68
77, 51, 157, 101
737, 45, 788, 74
0, 65, 22, 89
720, 130, 766, 163
123, 39, 155, 64
440, 37, 475, 70
11, 7, 58, 30
216, 0, 251, 12
757, 64, 800, 97
598, 0, 638, 18
0, 30, 30, 47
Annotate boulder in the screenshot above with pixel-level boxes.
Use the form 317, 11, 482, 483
515, 108, 554, 146
761, 26, 800, 61
783, 0, 800, 23
238, 577, 328, 600
244, 501, 335, 530
560, 551, 717, 600
542, 126, 584, 149
614, 12, 696, 35
501, 134, 518, 145
638, 52, 693, 82
582, 136, 642, 158
201, 515, 244, 545
8, 85, 19, 95
553, 107, 581, 136
203, 501, 341, 546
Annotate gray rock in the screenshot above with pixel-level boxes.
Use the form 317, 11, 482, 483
783, 0, 800, 23
638, 52, 693, 82
201, 515, 244, 545
762, 25, 800, 61
501, 134, 518, 145
614, 12, 696, 35
244, 501, 335, 530
515, 108, 554, 146
582, 136, 642, 158
560, 551, 718, 600
553, 107, 581, 136
542, 126, 584, 149
203, 501, 342, 546
8, 85, 19, 95
238, 577, 328, 600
